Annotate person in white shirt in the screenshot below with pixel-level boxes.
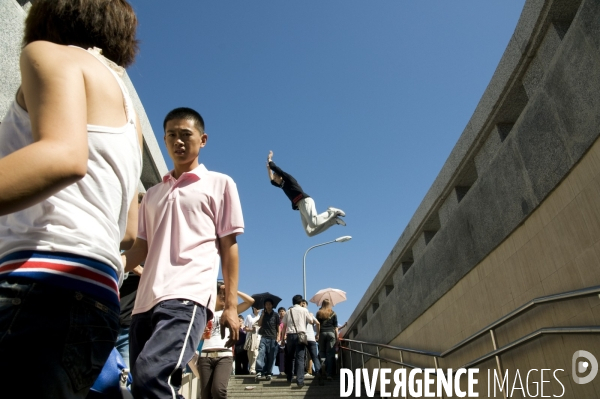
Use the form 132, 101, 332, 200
199, 282, 254, 399
301, 299, 322, 381
281, 295, 320, 388
0, 1, 142, 396
244, 306, 261, 374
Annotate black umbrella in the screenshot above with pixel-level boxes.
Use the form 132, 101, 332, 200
251, 292, 282, 309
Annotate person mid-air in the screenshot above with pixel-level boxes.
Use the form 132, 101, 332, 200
267, 151, 345, 237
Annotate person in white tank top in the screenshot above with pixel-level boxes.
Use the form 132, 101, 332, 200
0, 1, 142, 397
199, 282, 255, 399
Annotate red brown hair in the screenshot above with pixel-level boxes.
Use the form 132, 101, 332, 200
23, 0, 139, 67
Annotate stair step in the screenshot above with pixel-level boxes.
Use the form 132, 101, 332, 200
226, 375, 380, 399
226, 375, 382, 398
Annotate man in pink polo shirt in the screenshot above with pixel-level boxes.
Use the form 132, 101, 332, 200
122, 107, 244, 398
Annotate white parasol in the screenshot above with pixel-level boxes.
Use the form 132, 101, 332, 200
309, 288, 347, 307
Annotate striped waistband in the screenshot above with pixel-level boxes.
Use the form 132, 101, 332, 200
0, 250, 119, 304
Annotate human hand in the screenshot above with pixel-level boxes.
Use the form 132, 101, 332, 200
220, 306, 239, 347
268, 150, 273, 161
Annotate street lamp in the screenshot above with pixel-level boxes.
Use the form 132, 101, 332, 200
303, 235, 352, 299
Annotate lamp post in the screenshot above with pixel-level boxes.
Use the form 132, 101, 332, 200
303, 235, 352, 300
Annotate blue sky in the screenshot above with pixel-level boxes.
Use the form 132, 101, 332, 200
126, 1, 526, 326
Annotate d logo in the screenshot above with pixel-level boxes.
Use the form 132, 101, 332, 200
572, 350, 598, 385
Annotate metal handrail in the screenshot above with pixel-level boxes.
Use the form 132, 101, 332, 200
342, 346, 420, 369
441, 285, 600, 357
342, 338, 440, 358
339, 285, 600, 375
461, 326, 600, 369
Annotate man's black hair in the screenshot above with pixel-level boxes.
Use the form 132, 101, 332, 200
278, 307, 286, 312
300, 299, 308, 305
292, 295, 303, 305
163, 107, 205, 132
264, 298, 274, 306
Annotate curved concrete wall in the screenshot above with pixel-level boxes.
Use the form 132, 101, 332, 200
347, 0, 599, 350
0, 0, 168, 189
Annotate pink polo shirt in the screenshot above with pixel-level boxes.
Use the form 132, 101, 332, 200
133, 164, 244, 316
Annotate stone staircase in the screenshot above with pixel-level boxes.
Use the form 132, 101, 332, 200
227, 374, 342, 398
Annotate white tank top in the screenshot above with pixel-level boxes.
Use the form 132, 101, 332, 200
203, 310, 233, 352
0, 47, 142, 288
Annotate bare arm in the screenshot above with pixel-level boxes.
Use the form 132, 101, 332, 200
266, 150, 274, 182
236, 291, 254, 314
219, 234, 240, 347
120, 190, 138, 251
0, 42, 88, 216
122, 238, 148, 273
257, 310, 265, 327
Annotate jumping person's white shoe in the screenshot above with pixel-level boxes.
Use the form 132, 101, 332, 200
335, 217, 346, 226
328, 207, 345, 217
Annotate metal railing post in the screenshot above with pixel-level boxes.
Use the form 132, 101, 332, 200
376, 347, 381, 369
490, 329, 507, 399
350, 345, 354, 369
434, 357, 443, 399
399, 350, 406, 399
360, 343, 365, 368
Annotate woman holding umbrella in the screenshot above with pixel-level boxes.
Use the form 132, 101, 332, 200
316, 299, 339, 380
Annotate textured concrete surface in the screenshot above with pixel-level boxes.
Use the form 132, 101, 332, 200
0, 0, 25, 121
348, 0, 600, 346
356, 136, 600, 397
122, 74, 169, 188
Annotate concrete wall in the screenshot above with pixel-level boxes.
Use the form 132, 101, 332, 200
0, 0, 168, 189
346, 0, 600, 396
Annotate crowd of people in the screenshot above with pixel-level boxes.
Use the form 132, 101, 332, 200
206, 294, 344, 394
0, 0, 347, 398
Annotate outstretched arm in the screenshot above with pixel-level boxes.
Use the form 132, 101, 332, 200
266, 161, 274, 182
266, 150, 275, 182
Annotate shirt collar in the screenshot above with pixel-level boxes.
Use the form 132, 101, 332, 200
163, 163, 208, 183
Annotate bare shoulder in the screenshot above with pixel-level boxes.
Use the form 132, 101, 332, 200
21, 41, 80, 75
22, 41, 76, 63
